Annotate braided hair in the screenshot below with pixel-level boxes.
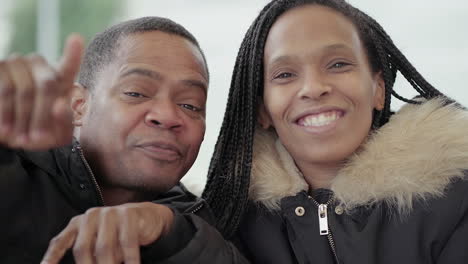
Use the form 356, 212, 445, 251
202, 0, 447, 238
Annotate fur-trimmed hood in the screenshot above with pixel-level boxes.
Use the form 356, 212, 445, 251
249, 99, 468, 214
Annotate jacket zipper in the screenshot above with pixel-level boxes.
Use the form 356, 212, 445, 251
189, 202, 204, 214
309, 196, 340, 264
75, 145, 105, 206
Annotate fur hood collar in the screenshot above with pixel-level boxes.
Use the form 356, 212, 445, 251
250, 99, 468, 213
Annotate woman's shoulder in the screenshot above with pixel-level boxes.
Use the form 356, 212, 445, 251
409, 175, 468, 223
436, 175, 468, 212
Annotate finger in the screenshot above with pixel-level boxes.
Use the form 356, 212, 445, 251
50, 97, 74, 146
7, 56, 35, 146
21, 98, 73, 150
119, 209, 141, 264
73, 209, 98, 264
94, 208, 118, 264
41, 218, 79, 264
58, 34, 84, 86
0, 61, 15, 140
27, 54, 61, 147
8, 53, 20, 59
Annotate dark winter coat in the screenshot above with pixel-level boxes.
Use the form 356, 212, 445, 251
239, 99, 468, 264
0, 141, 248, 264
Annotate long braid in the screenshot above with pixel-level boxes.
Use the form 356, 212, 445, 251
352, 4, 449, 125
202, 20, 258, 237
203, 0, 453, 238
361, 10, 444, 99
368, 28, 395, 126
202, 0, 287, 238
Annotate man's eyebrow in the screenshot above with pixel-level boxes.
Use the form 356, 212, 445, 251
181, 79, 208, 95
120, 68, 163, 81
121, 67, 208, 94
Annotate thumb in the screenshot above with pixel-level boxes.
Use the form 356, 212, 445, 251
58, 34, 84, 85
138, 204, 173, 246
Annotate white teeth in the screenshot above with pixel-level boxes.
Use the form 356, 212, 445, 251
302, 112, 339, 127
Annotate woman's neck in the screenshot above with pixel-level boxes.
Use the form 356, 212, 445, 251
296, 160, 343, 190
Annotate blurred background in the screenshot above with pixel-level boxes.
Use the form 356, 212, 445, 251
1, 0, 467, 195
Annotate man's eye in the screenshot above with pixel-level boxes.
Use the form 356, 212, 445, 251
124, 92, 147, 98
274, 72, 293, 79
179, 104, 202, 112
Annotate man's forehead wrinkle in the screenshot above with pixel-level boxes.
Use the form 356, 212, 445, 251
120, 68, 163, 81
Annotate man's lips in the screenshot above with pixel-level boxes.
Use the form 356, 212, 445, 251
136, 141, 182, 161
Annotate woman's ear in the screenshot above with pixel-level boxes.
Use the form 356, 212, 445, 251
373, 72, 385, 111
71, 83, 89, 127
258, 98, 273, 129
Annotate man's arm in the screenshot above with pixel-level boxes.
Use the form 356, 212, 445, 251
142, 212, 250, 264
141, 183, 250, 263
41, 202, 250, 264
0, 144, 15, 164
140, 192, 249, 263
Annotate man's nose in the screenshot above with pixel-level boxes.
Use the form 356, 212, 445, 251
144, 100, 183, 130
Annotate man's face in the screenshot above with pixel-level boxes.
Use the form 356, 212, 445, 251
76, 31, 208, 194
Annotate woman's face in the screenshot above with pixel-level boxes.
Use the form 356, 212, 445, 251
261, 4, 385, 171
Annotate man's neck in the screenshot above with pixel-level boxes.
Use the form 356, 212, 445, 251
76, 140, 159, 206
101, 187, 150, 206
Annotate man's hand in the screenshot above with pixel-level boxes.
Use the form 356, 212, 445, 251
0, 34, 83, 150
41, 202, 175, 264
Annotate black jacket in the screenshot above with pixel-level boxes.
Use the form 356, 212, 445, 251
239, 99, 468, 264
0, 141, 248, 263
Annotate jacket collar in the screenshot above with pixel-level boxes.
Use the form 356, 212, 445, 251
17, 139, 89, 184
249, 98, 468, 215
19, 139, 195, 209
16, 139, 102, 209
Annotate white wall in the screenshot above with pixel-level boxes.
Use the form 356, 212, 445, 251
0, 0, 13, 56
348, 0, 468, 108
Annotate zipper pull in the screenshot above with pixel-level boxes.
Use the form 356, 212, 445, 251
318, 204, 329, 236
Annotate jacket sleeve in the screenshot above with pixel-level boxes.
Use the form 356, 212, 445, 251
0, 144, 15, 164
153, 213, 249, 264
141, 184, 250, 263
436, 191, 468, 263
141, 212, 250, 264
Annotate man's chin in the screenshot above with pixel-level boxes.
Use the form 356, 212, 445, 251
132, 172, 181, 191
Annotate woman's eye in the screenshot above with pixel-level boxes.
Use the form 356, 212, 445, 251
124, 92, 147, 98
274, 72, 294, 79
179, 104, 202, 112
330, 62, 350, 69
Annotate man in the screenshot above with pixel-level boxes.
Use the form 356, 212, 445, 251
0, 17, 247, 263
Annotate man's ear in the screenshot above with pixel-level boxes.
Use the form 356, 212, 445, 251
373, 72, 385, 111
258, 98, 273, 129
71, 83, 89, 127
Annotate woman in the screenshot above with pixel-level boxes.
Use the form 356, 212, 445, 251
203, 0, 468, 263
